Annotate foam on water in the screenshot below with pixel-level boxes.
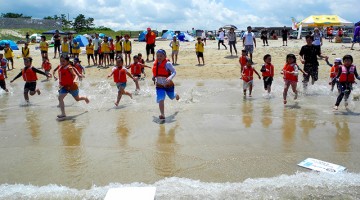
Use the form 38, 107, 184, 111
1, 172, 360, 200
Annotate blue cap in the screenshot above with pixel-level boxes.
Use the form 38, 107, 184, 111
156, 49, 166, 56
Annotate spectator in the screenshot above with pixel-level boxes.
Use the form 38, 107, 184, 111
242, 26, 256, 61
350, 23, 360, 50
145, 27, 156, 61
281, 26, 289, 46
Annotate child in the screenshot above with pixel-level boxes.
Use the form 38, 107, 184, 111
39, 36, 49, 59
61, 37, 70, 57
4, 43, 14, 70
72, 40, 80, 58
123, 34, 132, 66
86, 39, 95, 66
115, 36, 123, 59
169, 35, 180, 65
333, 55, 360, 110
0, 54, 8, 78
138, 53, 146, 78
101, 36, 110, 67
0, 66, 9, 92
109, 38, 115, 66
10, 57, 50, 102
127, 55, 151, 91
281, 54, 306, 104
242, 58, 261, 97
325, 57, 341, 92
22, 42, 30, 58
195, 37, 205, 65
97, 41, 103, 67
107, 58, 134, 106
41, 56, 52, 80
239, 50, 247, 75
53, 56, 89, 119
260, 54, 274, 94
73, 58, 85, 81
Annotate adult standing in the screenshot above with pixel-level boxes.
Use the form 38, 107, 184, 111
311, 27, 322, 53
326, 26, 334, 42
152, 49, 179, 120
260, 28, 269, 46
201, 30, 207, 46
218, 28, 227, 50
145, 27, 156, 62
281, 26, 289, 46
350, 23, 360, 50
53, 30, 61, 59
227, 27, 237, 56
299, 35, 328, 89
93, 33, 102, 65
25, 32, 30, 43
242, 26, 256, 61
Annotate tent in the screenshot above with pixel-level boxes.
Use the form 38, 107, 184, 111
296, 15, 354, 39
0, 40, 19, 50
42, 30, 65, 35
178, 32, 194, 42
138, 30, 147, 42
74, 35, 89, 47
161, 30, 175, 40
99, 33, 105, 38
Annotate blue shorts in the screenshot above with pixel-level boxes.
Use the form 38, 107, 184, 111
59, 87, 79, 97
116, 82, 126, 90
353, 36, 360, 43
156, 86, 176, 103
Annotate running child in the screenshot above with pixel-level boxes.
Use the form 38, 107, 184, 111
260, 54, 274, 94
10, 57, 50, 102
169, 35, 180, 65
41, 56, 52, 80
281, 54, 307, 104
22, 42, 30, 58
53, 56, 89, 119
72, 40, 80, 58
195, 37, 205, 65
242, 58, 261, 97
123, 34, 132, 65
4, 43, 14, 70
333, 55, 360, 110
127, 55, 151, 91
325, 57, 341, 92
39, 36, 48, 59
0, 66, 9, 92
239, 49, 247, 74
0, 54, 8, 78
107, 58, 134, 106
138, 53, 147, 78
86, 39, 95, 66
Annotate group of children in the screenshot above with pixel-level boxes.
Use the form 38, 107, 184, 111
238, 48, 360, 110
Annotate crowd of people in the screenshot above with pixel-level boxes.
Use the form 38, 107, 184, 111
0, 24, 360, 121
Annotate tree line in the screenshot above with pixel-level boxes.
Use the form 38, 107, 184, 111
1, 12, 107, 32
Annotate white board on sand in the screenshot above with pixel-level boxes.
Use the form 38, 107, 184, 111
298, 158, 346, 173
104, 187, 156, 200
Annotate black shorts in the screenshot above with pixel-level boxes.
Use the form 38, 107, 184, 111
41, 50, 47, 54
282, 36, 287, 41
303, 63, 319, 82
109, 52, 115, 59
124, 51, 131, 54
87, 54, 94, 60
263, 76, 273, 89
133, 74, 141, 78
24, 81, 36, 92
94, 50, 99, 56
0, 80, 6, 90
146, 43, 155, 55
197, 52, 204, 58
218, 40, 224, 44
99, 53, 104, 60
6, 57, 13, 63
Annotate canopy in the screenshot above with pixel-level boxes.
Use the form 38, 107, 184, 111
297, 15, 354, 27
42, 30, 65, 35
138, 30, 147, 42
0, 40, 19, 50
161, 30, 175, 40
74, 35, 89, 47
222, 25, 238, 30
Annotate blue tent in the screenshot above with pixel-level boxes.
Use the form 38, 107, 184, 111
42, 30, 65, 35
74, 35, 89, 47
0, 40, 19, 50
161, 30, 175, 40
138, 30, 147, 42
99, 33, 105, 38
178, 32, 194, 42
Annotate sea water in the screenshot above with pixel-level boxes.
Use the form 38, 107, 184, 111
1, 78, 360, 199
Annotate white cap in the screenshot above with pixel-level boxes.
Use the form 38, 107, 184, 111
334, 58, 342, 63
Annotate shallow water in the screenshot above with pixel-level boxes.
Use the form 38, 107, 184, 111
1, 77, 360, 199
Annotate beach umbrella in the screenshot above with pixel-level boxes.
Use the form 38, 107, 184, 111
99, 33, 105, 38
222, 25, 238, 30
0, 40, 19, 50
42, 30, 65, 35
74, 35, 89, 47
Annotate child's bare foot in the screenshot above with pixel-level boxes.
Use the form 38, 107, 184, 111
284, 100, 287, 104
333, 106, 338, 110
159, 115, 165, 120
175, 94, 180, 100
36, 89, 41, 95
129, 93, 133, 99
294, 93, 298, 100
345, 101, 348, 108
85, 97, 90, 104
57, 114, 66, 118
114, 102, 119, 107
5, 89, 9, 92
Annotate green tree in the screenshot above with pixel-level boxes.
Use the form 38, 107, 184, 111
60, 14, 71, 29
44, 15, 60, 20
72, 14, 94, 32
1, 12, 31, 18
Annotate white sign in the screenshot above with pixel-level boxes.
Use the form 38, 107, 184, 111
104, 187, 156, 200
298, 158, 346, 173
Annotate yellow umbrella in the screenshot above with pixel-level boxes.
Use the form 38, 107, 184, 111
297, 15, 353, 27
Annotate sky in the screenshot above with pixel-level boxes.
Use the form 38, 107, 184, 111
2, 0, 358, 31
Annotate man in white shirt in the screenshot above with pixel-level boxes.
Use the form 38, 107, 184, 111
242, 26, 256, 61
93, 33, 102, 65
218, 28, 227, 50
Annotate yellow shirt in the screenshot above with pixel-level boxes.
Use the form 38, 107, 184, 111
61, 42, 69, 53
40, 41, 48, 51
115, 41, 122, 51
22, 47, 30, 58
72, 43, 80, 54
195, 42, 204, 53
101, 42, 110, 53
123, 40, 131, 51
86, 44, 94, 54
4, 48, 14, 58
171, 41, 179, 51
